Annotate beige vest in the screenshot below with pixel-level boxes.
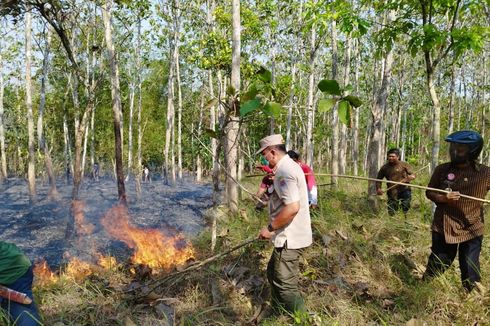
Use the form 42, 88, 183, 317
269, 155, 313, 249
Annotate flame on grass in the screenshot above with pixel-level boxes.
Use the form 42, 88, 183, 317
101, 204, 194, 270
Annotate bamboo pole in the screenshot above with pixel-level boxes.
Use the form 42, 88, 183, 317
313, 173, 490, 204
385, 163, 430, 192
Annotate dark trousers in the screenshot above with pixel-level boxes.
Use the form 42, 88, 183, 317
424, 231, 482, 291
266, 246, 305, 313
0, 266, 41, 326
387, 189, 411, 216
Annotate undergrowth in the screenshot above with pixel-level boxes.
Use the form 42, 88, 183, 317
16, 176, 490, 325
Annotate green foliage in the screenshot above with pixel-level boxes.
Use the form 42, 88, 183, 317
317, 79, 363, 127
318, 79, 341, 95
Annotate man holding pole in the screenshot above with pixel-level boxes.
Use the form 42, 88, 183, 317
376, 148, 416, 216
0, 241, 41, 325
256, 134, 312, 316
423, 130, 490, 292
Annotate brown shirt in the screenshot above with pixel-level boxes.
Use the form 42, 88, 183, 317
376, 161, 413, 197
427, 162, 490, 244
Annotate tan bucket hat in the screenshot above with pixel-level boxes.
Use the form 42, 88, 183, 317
256, 134, 284, 155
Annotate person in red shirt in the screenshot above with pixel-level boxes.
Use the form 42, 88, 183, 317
287, 151, 318, 209
254, 161, 274, 210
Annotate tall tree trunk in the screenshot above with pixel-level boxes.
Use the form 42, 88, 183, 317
367, 15, 394, 204
196, 95, 204, 182
127, 80, 135, 180
0, 37, 7, 180
103, 0, 126, 204
330, 19, 339, 186
25, 9, 36, 204
448, 64, 456, 135
224, 0, 240, 214
306, 20, 316, 168
135, 17, 143, 197
37, 26, 58, 198
164, 31, 176, 185
285, 63, 296, 149
176, 46, 183, 180
339, 33, 352, 175
209, 70, 220, 205
352, 38, 360, 175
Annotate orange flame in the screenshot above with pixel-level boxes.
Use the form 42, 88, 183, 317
97, 254, 117, 270
101, 205, 194, 270
33, 259, 58, 286
65, 257, 94, 280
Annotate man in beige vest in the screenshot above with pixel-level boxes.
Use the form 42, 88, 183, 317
257, 134, 313, 314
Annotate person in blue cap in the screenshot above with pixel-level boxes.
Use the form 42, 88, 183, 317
423, 130, 490, 292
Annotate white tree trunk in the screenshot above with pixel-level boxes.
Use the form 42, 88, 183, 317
306, 22, 316, 168
339, 33, 352, 175
224, 0, 240, 214
331, 19, 339, 186
25, 9, 36, 203
286, 64, 297, 150
176, 46, 183, 180
0, 38, 7, 180
127, 79, 135, 180
367, 22, 394, 200
103, 0, 126, 203
135, 18, 143, 197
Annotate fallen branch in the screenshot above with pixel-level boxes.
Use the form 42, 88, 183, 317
127, 237, 258, 297
314, 174, 490, 204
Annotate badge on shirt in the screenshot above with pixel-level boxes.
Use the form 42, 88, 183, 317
277, 176, 286, 188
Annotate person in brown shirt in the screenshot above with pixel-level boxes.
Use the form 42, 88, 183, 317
376, 148, 416, 216
423, 130, 490, 292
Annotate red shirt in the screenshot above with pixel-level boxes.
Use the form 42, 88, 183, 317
298, 162, 316, 191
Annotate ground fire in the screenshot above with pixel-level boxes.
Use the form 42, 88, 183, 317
101, 204, 195, 270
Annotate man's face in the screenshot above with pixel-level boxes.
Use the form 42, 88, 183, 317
387, 153, 399, 164
449, 143, 470, 164
261, 148, 277, 167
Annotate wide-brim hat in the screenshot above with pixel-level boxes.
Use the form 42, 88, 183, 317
256, 134, 284, 155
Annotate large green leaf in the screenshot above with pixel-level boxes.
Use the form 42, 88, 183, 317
241, 83, 259, 102
338, 100, 351, 127
240, 98, 262, 117
318, 98, 337, 113
344, 95, 362, 108
262, 101, 282, 118
317, 79, 341, 95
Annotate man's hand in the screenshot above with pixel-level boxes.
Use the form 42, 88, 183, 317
376, 189, 383, 196
258, 227, 274, 240
446, 191, 461, 202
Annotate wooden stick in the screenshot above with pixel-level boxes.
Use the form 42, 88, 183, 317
0, 285, 32, 305
385, 164, 430, 192
128, 237, 258, 296
313, 174, 490, 204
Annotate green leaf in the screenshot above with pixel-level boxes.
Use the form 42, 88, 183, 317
318, 98, 337, 113
240, 98, 262, 117
241, 83, 259, 102
317, 79, 341, 95
204, 129, 218, 139
204, 98, 218, 109
338, 100, 351, 127
344, 95, 362, 108
262, 101, 282, 118
257, 67, 272, 83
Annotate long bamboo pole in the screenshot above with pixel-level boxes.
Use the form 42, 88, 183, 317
313, 173, 490, 204
385, 163, 430, 192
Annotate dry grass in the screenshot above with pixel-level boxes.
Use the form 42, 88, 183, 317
19, 176, 490, 325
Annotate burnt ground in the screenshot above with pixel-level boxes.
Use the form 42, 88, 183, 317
0, 174, 212, 269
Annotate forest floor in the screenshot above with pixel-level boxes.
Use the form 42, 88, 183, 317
1, 173, 490, 325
